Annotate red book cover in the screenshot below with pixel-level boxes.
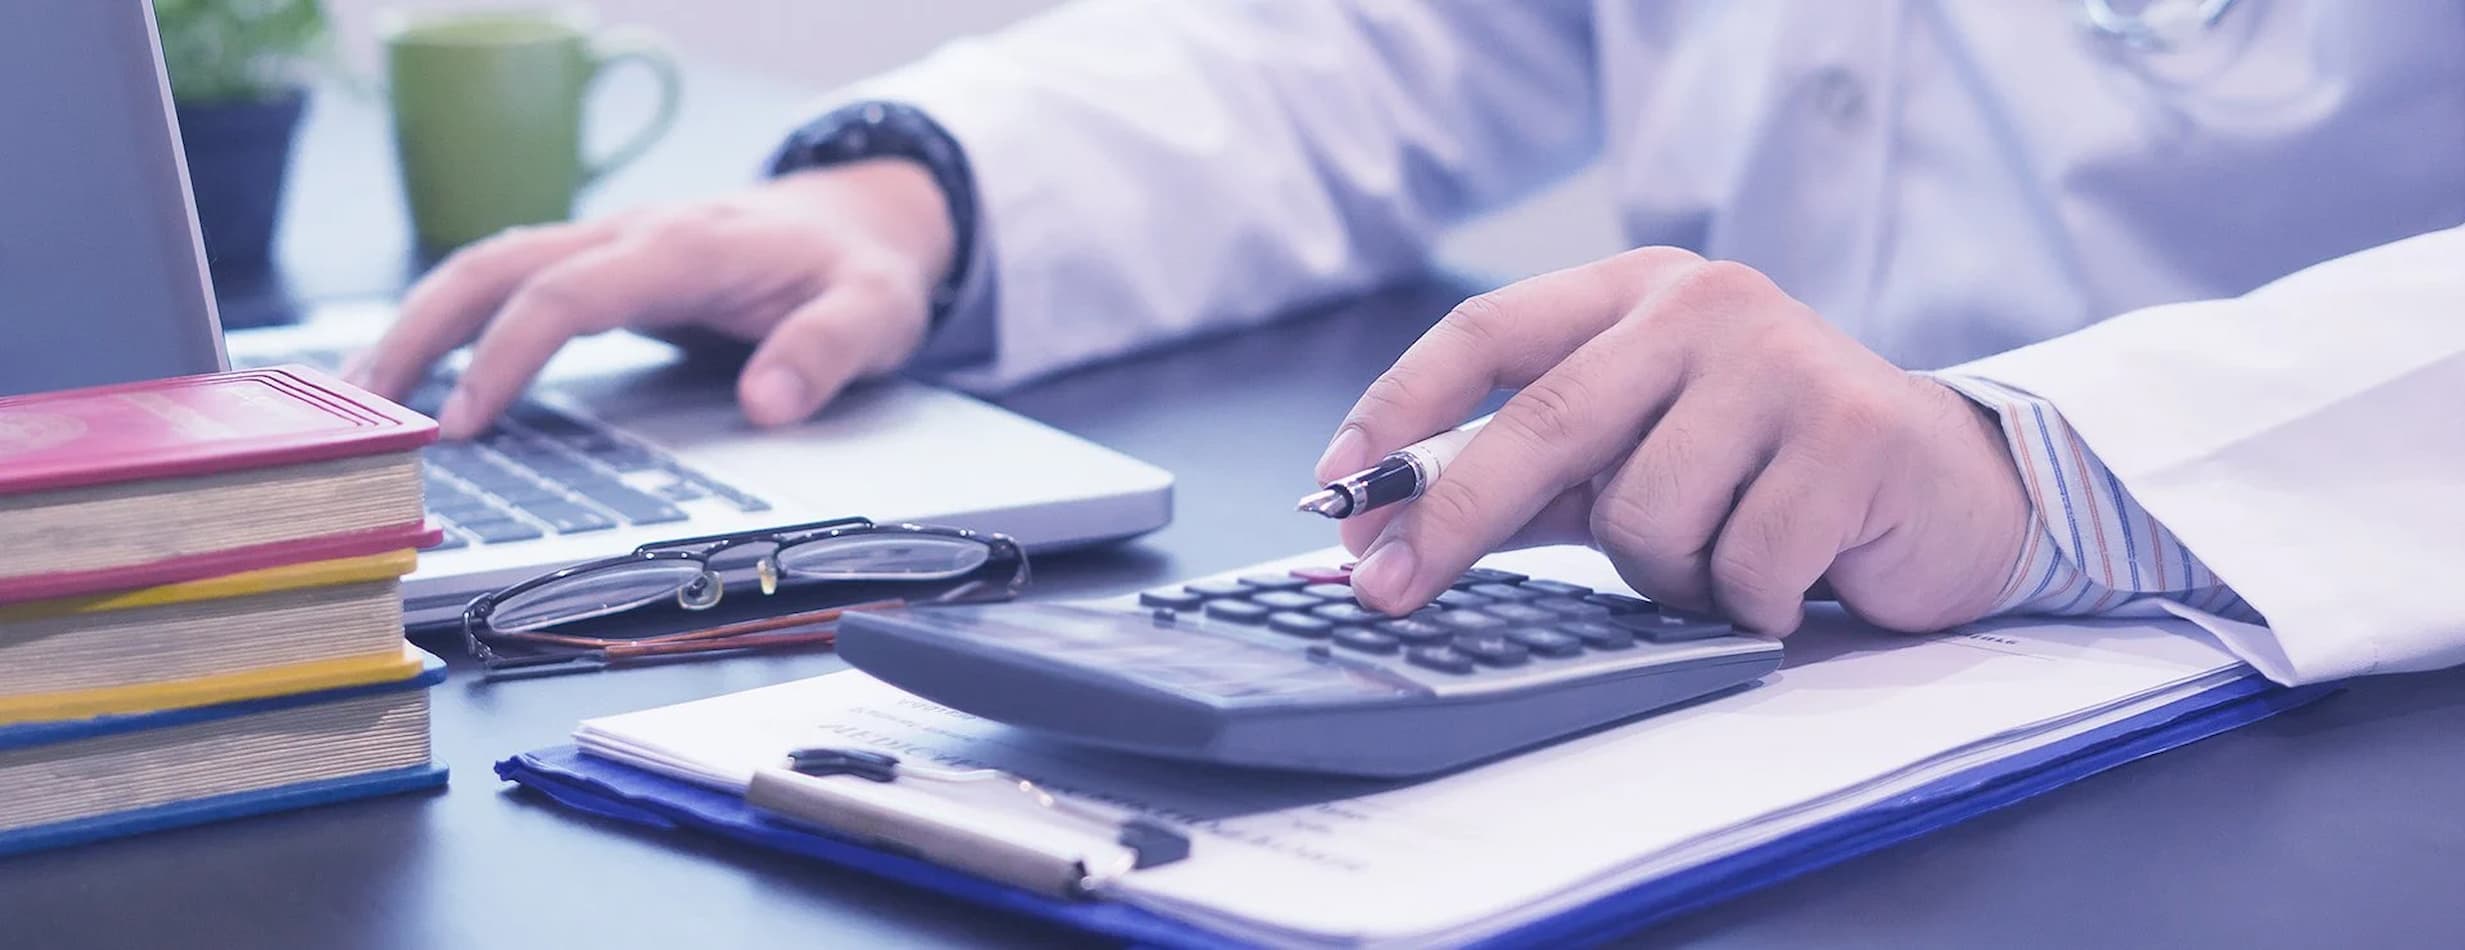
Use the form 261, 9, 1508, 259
0, 366, 440, 604
0, 365, 435, 495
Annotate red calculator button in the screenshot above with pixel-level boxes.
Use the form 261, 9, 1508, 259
1289, 565, 1354, 585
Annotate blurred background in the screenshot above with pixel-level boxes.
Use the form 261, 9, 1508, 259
170, 0, 1620, 323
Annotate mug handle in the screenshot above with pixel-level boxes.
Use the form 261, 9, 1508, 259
580, 27, 682, 187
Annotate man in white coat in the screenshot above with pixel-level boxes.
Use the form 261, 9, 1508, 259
346, 0, 2465, 686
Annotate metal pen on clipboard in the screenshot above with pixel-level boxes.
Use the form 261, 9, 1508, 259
744, 748, 1191, 899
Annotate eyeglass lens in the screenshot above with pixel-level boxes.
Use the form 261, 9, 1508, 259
489, 559, 712, 632
774, 533, 994, 581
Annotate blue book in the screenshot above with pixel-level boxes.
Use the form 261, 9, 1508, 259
494, 672, 2332, 948
0, 649, 449, 857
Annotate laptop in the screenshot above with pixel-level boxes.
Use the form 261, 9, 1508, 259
0, 2, 1172, 627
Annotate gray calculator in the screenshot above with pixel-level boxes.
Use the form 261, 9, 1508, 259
834, 564, 1783, 777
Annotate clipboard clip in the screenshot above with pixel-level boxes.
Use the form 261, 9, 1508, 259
743, 746, 1191, 899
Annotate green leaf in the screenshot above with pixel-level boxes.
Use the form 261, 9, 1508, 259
152, 0, 329, 104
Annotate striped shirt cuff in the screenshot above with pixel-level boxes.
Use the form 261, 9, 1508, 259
1923, 372, 2258, 622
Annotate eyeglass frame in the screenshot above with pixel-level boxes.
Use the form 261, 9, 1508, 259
458, 516, 1030, 667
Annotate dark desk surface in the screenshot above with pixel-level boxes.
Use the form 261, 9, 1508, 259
12, 64, 2465, 950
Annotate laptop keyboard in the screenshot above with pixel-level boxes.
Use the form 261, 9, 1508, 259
237, 349, 771, 549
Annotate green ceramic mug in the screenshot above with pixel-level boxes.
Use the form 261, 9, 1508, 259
384, 9, 679, 252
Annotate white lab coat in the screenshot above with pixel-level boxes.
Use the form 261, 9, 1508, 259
818, 0, 2465, 685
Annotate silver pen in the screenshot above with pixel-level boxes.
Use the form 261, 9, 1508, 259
1296, 416, 1490, 519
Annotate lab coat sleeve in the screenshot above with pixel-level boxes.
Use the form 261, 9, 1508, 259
1942, 224, 2465, 685
806, 0, 1603, 391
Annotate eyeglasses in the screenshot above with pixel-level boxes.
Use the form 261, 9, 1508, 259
461, 517, 1028, 674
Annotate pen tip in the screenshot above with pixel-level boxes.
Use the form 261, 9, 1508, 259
1295, 488, 1350, 519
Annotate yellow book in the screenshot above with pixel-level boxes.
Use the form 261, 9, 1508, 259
0, 550, 423, 723
0, 648, 425, 724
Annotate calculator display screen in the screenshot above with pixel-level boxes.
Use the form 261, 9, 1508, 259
940, 605, 1417, 704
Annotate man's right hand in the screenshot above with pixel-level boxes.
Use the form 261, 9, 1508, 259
345, 159, 957, 439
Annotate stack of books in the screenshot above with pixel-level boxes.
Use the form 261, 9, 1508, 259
0, 366, 447, 856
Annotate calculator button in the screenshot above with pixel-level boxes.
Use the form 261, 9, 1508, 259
1583, 593, 1655, 614
1520, 580, 1594, 598
1289, 566, 1354, 585
1506, 628, 1584, 658
1615, 610, 1733, 642
1451, 634, 1530, 667
1531, 597, 1613, 619
1267, 612, 1335, 638
1250, 590, 1325, 611
1406, 645, 1477, 674
1432, 609, 1506, 632
1373, 617, 1454, 644
1559, 621, 1635, 650
1204, 600, 1272, 624
1310, 602, 1390, 624
1184, 579, 1253, 598
1483, 603, 1561, 625
1300, 584, 1357, 601
1331, 627, 1401, 655
1468, 583, 1539, 602
1432, 589, 1493, 610
1239, 573, 1310, 592
1453, 568, 1528, 588
1138, 588, 1206, 610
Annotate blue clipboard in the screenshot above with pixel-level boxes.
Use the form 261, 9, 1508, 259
494, 673, 2333, 947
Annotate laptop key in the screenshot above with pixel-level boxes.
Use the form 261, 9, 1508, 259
597, 496, 689, 526
521, 501, 615, 534
459, 518, 544, 544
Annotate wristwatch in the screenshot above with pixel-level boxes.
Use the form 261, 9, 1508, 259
768, 101, 981, 332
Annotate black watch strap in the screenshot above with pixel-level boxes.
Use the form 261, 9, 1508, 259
768, 101, 980, 330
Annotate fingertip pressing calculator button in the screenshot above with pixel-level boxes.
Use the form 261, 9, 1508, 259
1238, 573, 1310, 592
1583, 593, 1655, 614
1373, 618, 1453, 644
1615, 610, 1733, 642
1559, 621, 1635, 650
1452, 634, 1530, 667
1250, 590, 1325, 611
1406, 645, 1477, 674
1506, 628, 1584, 658
1204, 599, 1272, 623
1432, 589, 1494, 610
1331, 627, 1401, 654
1300, 584, 1357, 601
1138, 589, 1207, 610
1483, 603, 1561, 625
1185, 579, 1253, 598
1468, 583, 1539, 602
1290, 566, 1354, 585
1519, 580, 1594, 598
1310, 602, 1389, 624
1433, 609, 1506, 632
1268, 612, 1335, 638
1532, 597, 1613, 619
1453, 568, 1528, 588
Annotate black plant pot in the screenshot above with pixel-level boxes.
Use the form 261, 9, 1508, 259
174, 88, 307, 279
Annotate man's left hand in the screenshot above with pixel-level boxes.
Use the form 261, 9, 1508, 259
1317, 247, 2033, 635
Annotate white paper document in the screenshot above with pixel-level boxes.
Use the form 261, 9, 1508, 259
572, 546, 2256, 948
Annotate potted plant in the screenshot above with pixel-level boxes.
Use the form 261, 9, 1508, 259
153, 0, 327, 278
